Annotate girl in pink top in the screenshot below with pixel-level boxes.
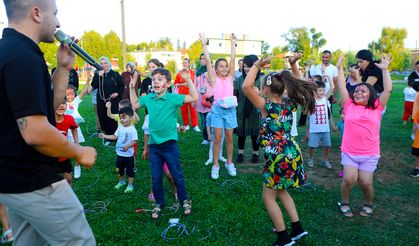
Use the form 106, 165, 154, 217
337, 54, 392, 218
200, 33, 238, 180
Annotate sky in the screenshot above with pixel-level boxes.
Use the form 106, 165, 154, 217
1, 0, 418, 52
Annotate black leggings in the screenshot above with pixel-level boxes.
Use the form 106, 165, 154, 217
238, 135, 259, 151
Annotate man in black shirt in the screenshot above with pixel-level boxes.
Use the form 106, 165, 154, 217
408, 61, 419, 85
0, 0, 96, 244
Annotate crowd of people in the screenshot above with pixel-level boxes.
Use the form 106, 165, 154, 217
0, 1, 417, 245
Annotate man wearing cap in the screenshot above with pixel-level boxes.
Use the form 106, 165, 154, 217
356, 49, 384, 95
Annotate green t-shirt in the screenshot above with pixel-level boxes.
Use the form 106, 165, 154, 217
139, 92, 185, 144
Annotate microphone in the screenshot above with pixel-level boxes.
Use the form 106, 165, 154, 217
54, 30, 102, 71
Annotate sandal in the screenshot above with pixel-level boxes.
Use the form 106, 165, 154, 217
360, 204, 373, 217
151, 205, 162, 220
182, 200, 192, 216
338, 202, 353, 217
1, 229, 14, 244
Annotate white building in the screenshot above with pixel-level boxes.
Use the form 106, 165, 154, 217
207, 34, 263, 56
129, 50, 183, 71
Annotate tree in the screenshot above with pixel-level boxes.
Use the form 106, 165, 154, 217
80, 30, 105, 67
282, 27, 327, 65
166, 60, 177, 76
156, 37, 174, 51
269, 46, 286, 71
38, 42, 59, 69
368, 27, 411, 71
187, 40, 203, 68
261, 41, 270, 56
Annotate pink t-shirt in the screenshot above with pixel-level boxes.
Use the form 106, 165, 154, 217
341, 98, 383, 156
213, 76, 233, 101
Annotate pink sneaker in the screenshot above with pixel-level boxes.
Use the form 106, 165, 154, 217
148, 192, 155, 203
338, 170, 344, 178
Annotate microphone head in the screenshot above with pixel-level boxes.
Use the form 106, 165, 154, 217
54, 30, 71, 45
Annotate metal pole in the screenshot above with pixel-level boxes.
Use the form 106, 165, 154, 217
121, 0, 127, 70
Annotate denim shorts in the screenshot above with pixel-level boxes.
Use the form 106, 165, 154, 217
308, 132, 331, 147
341, 152, 380, 173
209, 104, 237, 129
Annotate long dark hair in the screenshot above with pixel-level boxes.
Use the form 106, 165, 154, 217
349, 82, 378, 109
263, 71, 317, 114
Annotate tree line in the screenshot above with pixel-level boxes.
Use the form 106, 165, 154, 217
40, 27, 414, 74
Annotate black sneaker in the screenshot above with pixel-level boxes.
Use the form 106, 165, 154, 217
290, 228, 308, 241
251, 154, 259, 163
409, 168, 419, 178
272, 238, 295, 246
236, 153, 244, 163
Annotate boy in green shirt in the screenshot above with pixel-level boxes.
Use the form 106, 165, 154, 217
129, 68, 197, 219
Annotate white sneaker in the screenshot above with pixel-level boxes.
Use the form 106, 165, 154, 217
74, 165, 81, 179
205, 159, 213, 165
104, 141, 111, 146
193, 126, 201, 132
218, 156, 227, 163
201, 140, 210, 145
225, 163, 237, 176
211, 165, 220, 179
184, 125, 190, 131
411, 134, 415, 141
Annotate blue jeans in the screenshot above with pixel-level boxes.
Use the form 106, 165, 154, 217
149, 140, 189, 207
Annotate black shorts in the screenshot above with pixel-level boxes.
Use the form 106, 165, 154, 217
58, 159, 73, 174
116, 155, 135, 177
412, 147, 419, 157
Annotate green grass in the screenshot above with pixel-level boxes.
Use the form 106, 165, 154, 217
72, 83, 418, 245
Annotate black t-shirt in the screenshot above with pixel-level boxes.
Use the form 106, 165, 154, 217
0, 28, 62, 193
361, 65, 383, 93
408, 71, 419, 84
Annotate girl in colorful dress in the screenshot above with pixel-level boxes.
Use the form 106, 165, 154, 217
242, 54, 316, 246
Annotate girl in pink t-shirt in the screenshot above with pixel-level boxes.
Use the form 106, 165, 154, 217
200, 33, 238, 180
337, 54, 393, 218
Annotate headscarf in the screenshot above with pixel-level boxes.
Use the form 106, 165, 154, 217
126, 62, 136, 74
99, 56, 112, 73
196, 53, 207, 76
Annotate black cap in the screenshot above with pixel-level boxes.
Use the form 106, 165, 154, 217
356, 49, 373, 62
119, 107, 134, 116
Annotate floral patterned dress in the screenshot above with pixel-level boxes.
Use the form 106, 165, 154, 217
259, 99, 306, 190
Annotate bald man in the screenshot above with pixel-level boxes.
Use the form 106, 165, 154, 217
0, 0, 96, 245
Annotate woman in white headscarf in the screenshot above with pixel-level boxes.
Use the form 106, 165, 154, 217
91, 56, 124, 137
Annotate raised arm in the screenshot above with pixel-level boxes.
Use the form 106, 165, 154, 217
337, 55, 349, 105
129, 74, 141, 110
78, 72, 92, 100
228, 33, 237, 80
105, 102, 115, 119
376, 54, 393, 107
242, 56, 271, 114
325, 73, 334, 99
182, 69, 198, 104
199, 33, 216, 87
288, 53, 302, 78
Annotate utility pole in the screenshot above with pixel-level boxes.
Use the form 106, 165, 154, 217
121, 0, 127, 69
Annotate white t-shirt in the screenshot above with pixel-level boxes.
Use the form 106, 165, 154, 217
309, 96, 330, 133
404, 87, 416, 102
310, 64, 338, 94
66, 96, 84, 123
115, 125, 138, 157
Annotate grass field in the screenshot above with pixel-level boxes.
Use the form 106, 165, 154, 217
66, 83, 419, 245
